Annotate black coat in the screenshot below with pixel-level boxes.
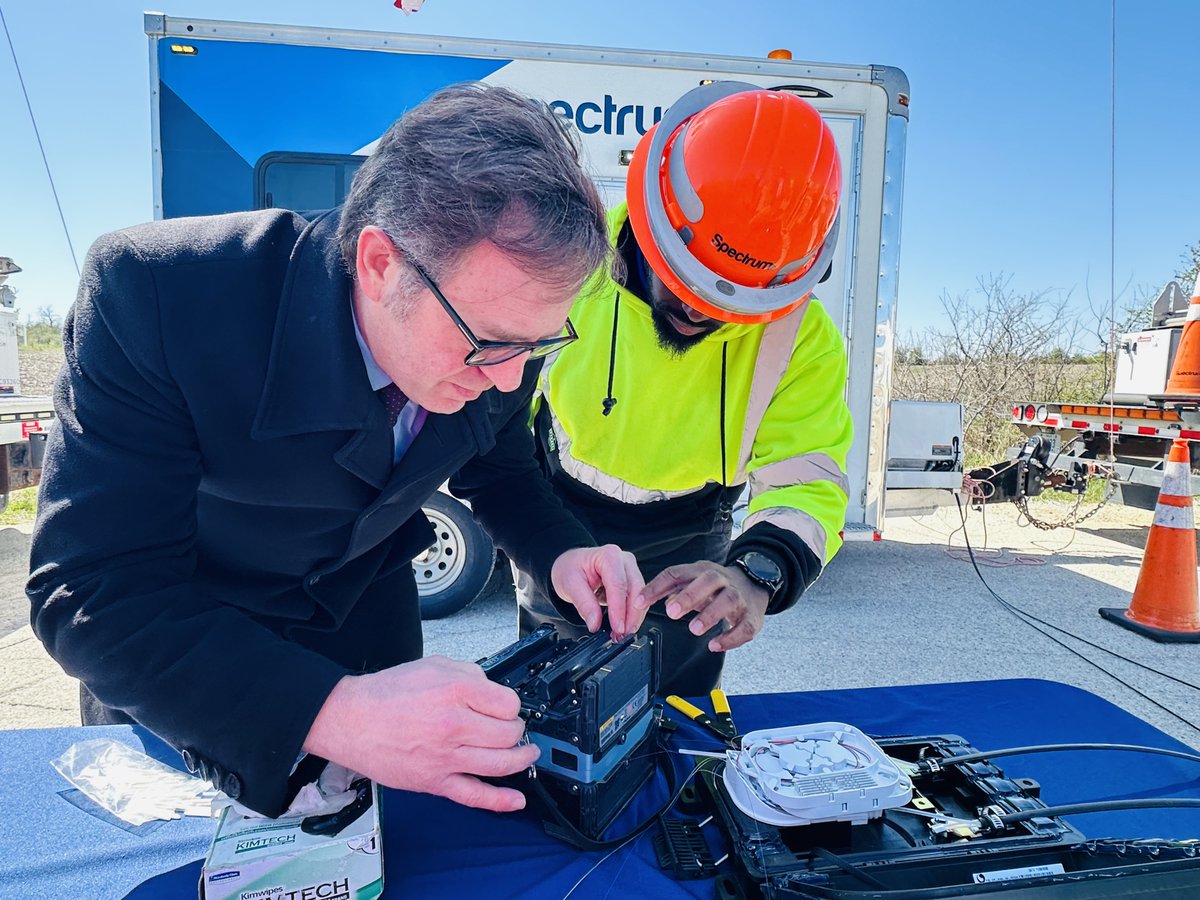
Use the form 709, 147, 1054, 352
27, 208, 592, 816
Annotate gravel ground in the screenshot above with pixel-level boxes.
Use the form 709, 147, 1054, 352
19, 349, 63, 398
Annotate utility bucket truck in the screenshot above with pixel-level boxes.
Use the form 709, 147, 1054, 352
985, 281, 1200, 512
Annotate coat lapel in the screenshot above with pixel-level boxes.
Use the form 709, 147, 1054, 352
248, 208, 506, 575
250, 210, 393, 490
381, 413, 473, 499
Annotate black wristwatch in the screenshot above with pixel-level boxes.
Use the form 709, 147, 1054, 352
731, 551, 785, 604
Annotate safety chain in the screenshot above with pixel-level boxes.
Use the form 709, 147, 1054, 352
1012, 477, 1118, 531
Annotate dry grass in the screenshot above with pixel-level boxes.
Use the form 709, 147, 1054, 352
894, 360, 1108, 461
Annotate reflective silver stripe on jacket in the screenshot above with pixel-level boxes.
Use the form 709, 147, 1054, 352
748, 452, 850, 499
734, 306, 808, 481
742, 506, 828, 563
550, 414, 700, 504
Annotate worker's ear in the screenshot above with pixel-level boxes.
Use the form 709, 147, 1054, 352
355, 227, 399, 304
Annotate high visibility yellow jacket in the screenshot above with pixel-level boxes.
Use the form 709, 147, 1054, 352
532, 204, 853, 612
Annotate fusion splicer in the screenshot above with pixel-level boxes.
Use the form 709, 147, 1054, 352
478, 624, 661, 846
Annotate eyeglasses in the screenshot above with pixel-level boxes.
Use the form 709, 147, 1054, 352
408, 260, 578, 367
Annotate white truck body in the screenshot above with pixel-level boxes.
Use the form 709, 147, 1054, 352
0, 261, 54, 508
1012, 281, 1200, 507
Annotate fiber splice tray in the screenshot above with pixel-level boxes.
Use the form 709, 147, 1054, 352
703, 733, 1200, 898
722, 722, 912, 827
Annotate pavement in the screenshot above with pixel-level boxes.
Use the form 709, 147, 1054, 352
2, 498, 1198, 748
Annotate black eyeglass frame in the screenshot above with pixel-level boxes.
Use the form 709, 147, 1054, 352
407, 259, 578, 367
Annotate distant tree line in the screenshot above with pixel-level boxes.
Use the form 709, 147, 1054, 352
22, 305, 64, 353
894, 345, 1103, 367
893, 238, 1198, 462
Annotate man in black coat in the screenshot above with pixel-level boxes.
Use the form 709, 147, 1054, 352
26, 83, 647, 818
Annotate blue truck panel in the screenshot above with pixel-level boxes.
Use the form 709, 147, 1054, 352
158, 39, 509, 218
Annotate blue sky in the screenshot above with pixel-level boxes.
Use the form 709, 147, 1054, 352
2, 0, 1198, 338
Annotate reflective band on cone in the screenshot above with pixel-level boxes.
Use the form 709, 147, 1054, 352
1152, 502, 1194, 529
1159, 456, 1192, 498
1100, 439, 1200, 641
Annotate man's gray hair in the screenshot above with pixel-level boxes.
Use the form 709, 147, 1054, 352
337, 82, 609, 300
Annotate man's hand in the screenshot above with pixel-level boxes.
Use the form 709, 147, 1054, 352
551, 545, 645, 639
303, 656, 537, 813
636, 561, 770, 652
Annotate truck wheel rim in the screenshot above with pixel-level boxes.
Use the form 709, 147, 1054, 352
413, 508, 468, 596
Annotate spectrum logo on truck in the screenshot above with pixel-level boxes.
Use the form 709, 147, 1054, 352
548, 95, 664, 135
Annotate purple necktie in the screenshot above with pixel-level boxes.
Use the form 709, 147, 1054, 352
378, 383, 408, 426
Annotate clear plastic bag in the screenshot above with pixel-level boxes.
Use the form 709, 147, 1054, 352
51, 739, 222, 826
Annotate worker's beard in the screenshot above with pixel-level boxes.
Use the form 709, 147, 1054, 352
650, 305, 717, 356
646, 283, 721, 356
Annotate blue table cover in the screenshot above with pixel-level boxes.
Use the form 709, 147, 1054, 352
2, 679, 1198, 899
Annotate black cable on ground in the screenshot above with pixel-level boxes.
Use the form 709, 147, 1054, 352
957, 474, 1198, 690
954, 494, 1200, 739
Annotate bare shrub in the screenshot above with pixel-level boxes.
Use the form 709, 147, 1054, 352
1177, 240, 1199, 293
894, 274, 1106, 463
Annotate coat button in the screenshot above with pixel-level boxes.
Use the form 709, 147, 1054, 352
181, 748, 198, 774
222, 772, 243, 800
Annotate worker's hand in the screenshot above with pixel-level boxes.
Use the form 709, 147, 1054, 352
302, 656, 537, 813
636, 561, 770, 652
551, 545, 646, 639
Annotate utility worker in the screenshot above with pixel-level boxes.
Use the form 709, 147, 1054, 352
517, 82, 853, 696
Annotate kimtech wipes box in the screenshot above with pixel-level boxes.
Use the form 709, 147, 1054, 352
200, 781, 383, 900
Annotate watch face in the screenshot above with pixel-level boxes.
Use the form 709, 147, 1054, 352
741, 552, 782, 586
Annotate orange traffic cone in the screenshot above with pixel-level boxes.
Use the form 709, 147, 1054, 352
1100, 439, 1200, 641
1151, 274, 1200, 403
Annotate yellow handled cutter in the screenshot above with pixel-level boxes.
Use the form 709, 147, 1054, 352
666, 690, 741, 747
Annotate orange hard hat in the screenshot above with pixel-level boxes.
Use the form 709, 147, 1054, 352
626, 81, 841, 324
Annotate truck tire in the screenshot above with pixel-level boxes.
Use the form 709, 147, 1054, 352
414, 492, 495, 619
